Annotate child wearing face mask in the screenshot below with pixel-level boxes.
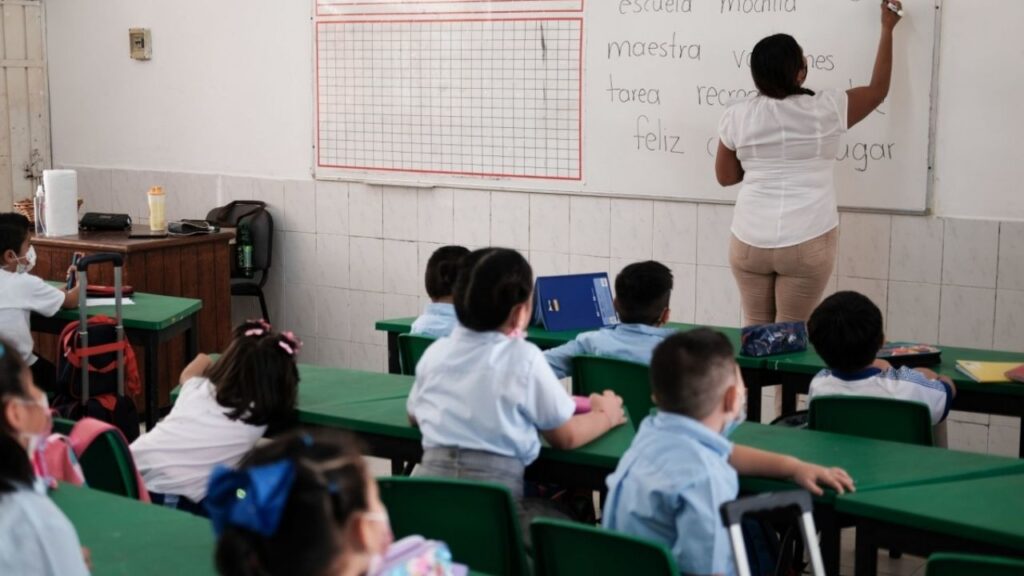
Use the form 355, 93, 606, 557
0, 213, 79, 394
603, 329, 856, 576
407, 248, 627, 527
0, 337, 90, 575
209, 430, 402, 576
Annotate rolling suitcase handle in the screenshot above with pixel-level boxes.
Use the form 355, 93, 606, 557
75, 253, 126, 401
720, 490, 826, 576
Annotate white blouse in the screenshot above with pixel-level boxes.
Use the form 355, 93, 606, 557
719, 89, 848, 249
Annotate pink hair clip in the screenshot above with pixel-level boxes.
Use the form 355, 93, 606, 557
278, 331, 302, 357
244, 319, 272, 338
244, 328, 266, 338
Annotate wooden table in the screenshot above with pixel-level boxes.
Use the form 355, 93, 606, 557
30, 228, 234, 419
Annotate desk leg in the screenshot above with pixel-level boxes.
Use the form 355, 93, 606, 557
144, 333, 160, 430
782, 375, 799, 416
817, 509, 841, 576
387, 332, 401, 375
742, 368, 763, 423
854, 521, 879, 576
185, 316, 198, 361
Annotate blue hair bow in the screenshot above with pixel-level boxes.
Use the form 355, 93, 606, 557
205, 460, 297, 537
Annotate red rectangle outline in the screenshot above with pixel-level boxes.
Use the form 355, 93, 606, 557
315, 17, 583, 182
316, 0, 584, 19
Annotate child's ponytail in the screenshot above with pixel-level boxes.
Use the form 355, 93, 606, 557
209, 320, 301, 427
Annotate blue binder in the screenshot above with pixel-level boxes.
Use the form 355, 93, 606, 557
532, 273, 619, 332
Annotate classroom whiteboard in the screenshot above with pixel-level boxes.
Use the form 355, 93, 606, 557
314, 0, 938, 212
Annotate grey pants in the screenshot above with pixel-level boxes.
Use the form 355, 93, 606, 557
415, 447, 571, 546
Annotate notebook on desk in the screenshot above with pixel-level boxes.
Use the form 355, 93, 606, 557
955, 360, 1024, 383
532, 273, 618, 332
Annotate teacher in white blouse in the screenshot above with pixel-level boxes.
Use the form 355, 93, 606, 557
715, 1, 901, 326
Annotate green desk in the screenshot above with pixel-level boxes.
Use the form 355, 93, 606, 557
733, 423, 1024, 575
52, 483, 216, 576
375, 318, 770, 421
836, 474, 1024, 576
298, 394, 637, 491
763, 344, 1024, 457
32, 287, 203, 428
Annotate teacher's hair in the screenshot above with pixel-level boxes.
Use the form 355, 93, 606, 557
751, 34, 815, 99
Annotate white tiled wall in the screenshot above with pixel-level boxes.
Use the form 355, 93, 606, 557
71, 166, 1024, 457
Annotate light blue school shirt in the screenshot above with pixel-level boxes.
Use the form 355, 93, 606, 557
543, 323, 677, 378
409, 303, 458, 338
407, 325, 576, 466
603, 411, 738, 576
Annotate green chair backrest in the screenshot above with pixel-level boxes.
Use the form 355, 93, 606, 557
377, 477, 528, 576
53, 417, 75, 436
530, 518, 678, 576
397, 334, 437, 376
78, 427, 141, 499
926, 553, 1024, 576
808, 395, 933, 446
572, 355, 651, 430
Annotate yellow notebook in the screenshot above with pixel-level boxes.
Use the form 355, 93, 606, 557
955, 360, 1023, 383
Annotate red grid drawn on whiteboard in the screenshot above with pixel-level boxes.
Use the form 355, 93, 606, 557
316, 18, 583, 181
316, 0, 584, 18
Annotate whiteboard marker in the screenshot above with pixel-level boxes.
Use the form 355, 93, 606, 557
886, 2, 904, 16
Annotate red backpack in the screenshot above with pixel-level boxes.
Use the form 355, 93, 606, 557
54, 315, 142, 442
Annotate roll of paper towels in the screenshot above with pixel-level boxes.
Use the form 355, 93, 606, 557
43, 170, 79, 237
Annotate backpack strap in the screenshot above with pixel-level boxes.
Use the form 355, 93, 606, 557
69, 418, 151, 503
42, 434, 86, 487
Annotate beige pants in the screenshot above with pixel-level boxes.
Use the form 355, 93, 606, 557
729, 228, 838, 326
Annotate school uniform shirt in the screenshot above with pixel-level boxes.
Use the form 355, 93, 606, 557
809, 366, 954, 425
0, 485, 90, 576
603, 411, 738, 576
0, 269, 65, 366
543, 323, 676, 378
407, 325, 576, 466
130, 376, 267, 502
410, 302, 458, 338
719, 89, 848, 249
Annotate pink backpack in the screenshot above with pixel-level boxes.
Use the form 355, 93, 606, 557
41, 418, 150, 502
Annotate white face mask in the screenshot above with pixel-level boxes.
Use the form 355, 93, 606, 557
364, 510, 395, 575
15, 246, 36, 274
721, 386, 747, 438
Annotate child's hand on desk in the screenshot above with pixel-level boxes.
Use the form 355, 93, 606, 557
789, 462, 855, 496
589, 391, 626, 429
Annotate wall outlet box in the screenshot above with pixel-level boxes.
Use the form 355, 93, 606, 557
129, 28, 152, 61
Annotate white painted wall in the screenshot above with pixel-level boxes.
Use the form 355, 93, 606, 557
45, 0, 312, 179
45, 0, 1024, 220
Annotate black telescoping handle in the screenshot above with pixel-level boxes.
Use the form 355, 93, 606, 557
720, 490, 813, 528
77, 252, 124, 271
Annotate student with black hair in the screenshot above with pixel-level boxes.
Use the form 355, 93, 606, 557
604, 329, 854, 575
407, 248, 626, 518
131, 320, 301, 515
716, 1, 902, 327
208, 430, 394, 576
410, 245, 470, 338
0, 213, 80, 393
544, 260, 675, 378
808, 291, 956, 429
0, 337, 90, 575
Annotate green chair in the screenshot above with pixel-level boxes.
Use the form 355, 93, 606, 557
377, 477, 528, 576
808, 396, 934, 446
530, 518, 678, 576
572, 355, 651, 430
926, 553, 1024, 576
397, 333, 437, 376
77, 425, 144, 500
53, 417, 75, 436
